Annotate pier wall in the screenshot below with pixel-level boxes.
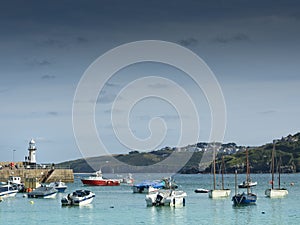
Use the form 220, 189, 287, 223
0, 168, 74, 183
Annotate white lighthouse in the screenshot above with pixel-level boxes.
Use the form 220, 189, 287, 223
26, 139, 37, 164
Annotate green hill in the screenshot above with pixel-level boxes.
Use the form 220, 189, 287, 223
58, 132, 300, 173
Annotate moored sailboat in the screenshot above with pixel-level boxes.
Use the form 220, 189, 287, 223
232, 148, 257, 205
265, 140, 288, 198
208, 145, 230, 198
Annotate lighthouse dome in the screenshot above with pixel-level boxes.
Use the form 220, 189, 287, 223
29, 139, 35, 144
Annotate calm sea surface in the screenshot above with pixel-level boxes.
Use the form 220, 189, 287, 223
0, 173, 299, 225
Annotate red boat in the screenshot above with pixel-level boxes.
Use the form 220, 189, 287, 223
81, 170, 120, 186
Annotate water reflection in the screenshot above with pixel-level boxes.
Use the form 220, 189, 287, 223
149, 206, 187, 224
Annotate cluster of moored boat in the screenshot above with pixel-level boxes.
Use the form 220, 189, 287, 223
194, 141, 290, 206
0, 141, 290, 207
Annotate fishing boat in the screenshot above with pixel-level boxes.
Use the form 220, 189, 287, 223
81, 170, 120, 186
4, 176, 25, 192
145, 189, 187, 206
232, 148, 257, 205
61, 190, 95, 206
0, 184, 18, 198
208, 145, 231, 198
48, 181, 67, 193
265, 140, 288, 198
27, 185, 58, 198
118, 173, 134, 185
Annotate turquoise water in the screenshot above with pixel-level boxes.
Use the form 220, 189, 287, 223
0, 173, 299, 225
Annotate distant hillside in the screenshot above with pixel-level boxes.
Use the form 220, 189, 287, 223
58, 132, 300, 173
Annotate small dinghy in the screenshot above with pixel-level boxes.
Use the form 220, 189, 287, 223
194, 188, 209, 193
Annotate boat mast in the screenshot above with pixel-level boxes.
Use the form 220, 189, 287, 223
235, 169, 238, 195
271, 140, 275, 190
212, 144, 216, 190
221, 156, 225, 190
278, 156, 282, 189
246, 147, 250, 194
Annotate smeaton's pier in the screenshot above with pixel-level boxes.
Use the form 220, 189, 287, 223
0, 139, 74, 184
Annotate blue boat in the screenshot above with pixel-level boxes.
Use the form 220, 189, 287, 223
132, 178, 177, 193
132, 180, 165, 193
232, 148, 257, 206
232, 192, 257, 205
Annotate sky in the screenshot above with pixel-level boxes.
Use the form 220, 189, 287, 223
1, 0, 300, 163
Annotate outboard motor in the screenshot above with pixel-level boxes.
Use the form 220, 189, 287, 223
155, 193, 164, 206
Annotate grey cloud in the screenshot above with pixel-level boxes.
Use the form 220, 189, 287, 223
41, 75, 56, 79
29, 59, 51, 66
40, 38, 67, 48
0, 88, 9, 93
97, 94, 117, 104
48, 111, 59, 116
178, 38, 199, 47
76, 37, 88, 43
212, 33, 250, 44
258, 110, 277, 115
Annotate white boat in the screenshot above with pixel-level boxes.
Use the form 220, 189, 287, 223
265, 140, 288, 198
0, 184, 18, 198
61, 190, 95, 206
238, 180, 257, 188
133, 177, 177, 194
208, 146, 231, 198
27, 186, 58, 198
118, 173, 134, 185
145, 189, 187, 206
209, 189, 231, 198
194, 188, 209, 193
48, 181, 67, 193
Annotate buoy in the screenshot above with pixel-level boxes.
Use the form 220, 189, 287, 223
110, 206, 114, 208
30, 200, 34, 204
262, 211, 265, 214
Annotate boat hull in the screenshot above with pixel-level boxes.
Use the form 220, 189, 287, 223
208, 189, 231, 198
27, 186, 58, 198
232, 193, 257, 205
0, 190, 18, 198
145, 190, 187, 207
61, 190, 95, 206
194, 188, 209, 193
265, 188, 288, 198
81, 179, 120, 186
238, 181, 257, 188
